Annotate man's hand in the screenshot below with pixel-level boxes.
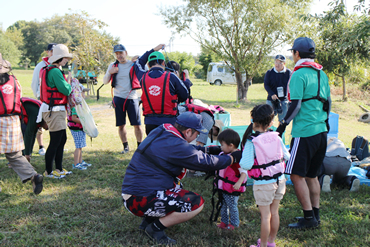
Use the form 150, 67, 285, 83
271, 94, 278, 101
276, 122, 287, 137
183, 69, 190, 79
207, 145, 222, 155
233, 181, 242, 190
230, 150, 242, 164
154, 44, 166, 51
25, 155, 31, 162
109, 66, 119, 74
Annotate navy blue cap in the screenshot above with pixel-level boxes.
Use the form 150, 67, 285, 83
114, 44, 126, 52
288, 37, 315, 53
47, 43, 57, 51
176, 112, 208, 134
275, 54, 286, 62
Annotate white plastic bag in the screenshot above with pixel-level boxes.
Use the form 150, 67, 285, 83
75, 99, 99, 138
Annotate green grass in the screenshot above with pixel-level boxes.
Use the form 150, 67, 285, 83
1, 70, 370, 246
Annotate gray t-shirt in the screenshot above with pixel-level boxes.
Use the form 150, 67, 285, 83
103, 61, 138, 99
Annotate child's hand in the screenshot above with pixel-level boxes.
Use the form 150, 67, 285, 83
233, 182, 242, 190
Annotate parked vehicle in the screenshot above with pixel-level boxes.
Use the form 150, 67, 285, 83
207, 62, 246, 86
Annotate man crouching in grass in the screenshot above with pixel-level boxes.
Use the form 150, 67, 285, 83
121, 112, 242, 245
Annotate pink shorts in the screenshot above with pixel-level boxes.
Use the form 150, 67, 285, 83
253, 179, 286, 206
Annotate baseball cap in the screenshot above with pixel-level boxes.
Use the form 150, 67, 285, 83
275, 54, 286, 62
113, 44, 126, 52
288, 37, 315, 53
176, 112, 208, 134
47, 43, 57, 51
148, 51, 165, 62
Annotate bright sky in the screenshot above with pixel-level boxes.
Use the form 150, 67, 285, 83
0, 0, 363, 56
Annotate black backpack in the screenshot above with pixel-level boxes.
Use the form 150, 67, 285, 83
350, 136, 369, 161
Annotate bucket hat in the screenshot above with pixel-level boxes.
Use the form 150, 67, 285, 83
48, 44, 73, 64
0, 53, 11, 73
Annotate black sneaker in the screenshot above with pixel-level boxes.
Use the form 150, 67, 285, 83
288, 217, 318, 229
31, 174, 43, 195
294, 216, 321, 225
139, 217, 155, 231
145, 224, 177, 245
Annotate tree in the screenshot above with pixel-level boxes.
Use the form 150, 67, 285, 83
166, 51, 196, 76
62, 11, 118, 78
0, 30, 21, 66
160, 0, 310, 101
197, 46, 222, 79
316, 1, 370, 101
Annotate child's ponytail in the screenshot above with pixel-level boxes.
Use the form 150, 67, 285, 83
241, 122, 253, 150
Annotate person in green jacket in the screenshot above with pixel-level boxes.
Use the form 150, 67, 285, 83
36, 44, 72, 179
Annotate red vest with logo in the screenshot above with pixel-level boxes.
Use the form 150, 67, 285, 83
20, 97, 42, 124
40, 65, 68, 107
0, 75, 21, 116
141, 71, 178, 117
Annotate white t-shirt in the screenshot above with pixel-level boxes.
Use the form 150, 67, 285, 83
31, 60, 47, 98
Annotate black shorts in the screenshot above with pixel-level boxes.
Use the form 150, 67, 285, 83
286, 132, 327, 178
113, 96, 141, 126
123, 187, 204, 218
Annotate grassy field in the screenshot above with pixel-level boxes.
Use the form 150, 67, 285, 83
0, 69, 370, 246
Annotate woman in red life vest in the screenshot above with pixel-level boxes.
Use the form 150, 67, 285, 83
0, 54, 43, 194
37, 44, 73, 179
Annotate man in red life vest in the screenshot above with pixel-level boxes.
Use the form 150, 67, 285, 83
140, 51, 191, 135
0, 54, 43, 194
102, 44, 148, 153
31, 43, 55, 156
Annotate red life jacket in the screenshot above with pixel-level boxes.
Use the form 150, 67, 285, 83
141, 71, 178, 117
67, 114, 83, 130
182, 103, 214, 120
20, 97, 41, 124
39, 65, 68, 108
0, 75, 21, 116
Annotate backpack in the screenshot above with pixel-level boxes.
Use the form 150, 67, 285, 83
350, 136, 369, 161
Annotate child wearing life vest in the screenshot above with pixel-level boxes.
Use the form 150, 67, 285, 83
216, 128, 248, 230
240, 104, 290, 247
68, 105, 91, 170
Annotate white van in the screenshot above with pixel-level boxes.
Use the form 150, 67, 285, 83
206, 62, 246, 86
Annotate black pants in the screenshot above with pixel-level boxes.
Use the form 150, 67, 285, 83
145, 124, 160, 136
45, 130, 67, 174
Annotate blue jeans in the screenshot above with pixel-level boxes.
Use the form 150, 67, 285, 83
220, 193, 240, 227
266, 99, 289, 122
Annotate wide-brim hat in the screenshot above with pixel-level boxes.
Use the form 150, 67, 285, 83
48, 44, 73, 64
0, 53, 11, 73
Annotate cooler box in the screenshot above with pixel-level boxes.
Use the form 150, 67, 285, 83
214, 112, 231, 127
328, 112, 339, 138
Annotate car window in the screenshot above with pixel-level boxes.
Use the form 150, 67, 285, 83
208, 65, 213, 72
217, 66, 224, 73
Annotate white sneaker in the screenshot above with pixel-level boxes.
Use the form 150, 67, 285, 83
349, 178, 360, 192
38, 148, 46, 156
322, 175, 331, 192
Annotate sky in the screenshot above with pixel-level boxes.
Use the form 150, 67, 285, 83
0, 0, 363, 56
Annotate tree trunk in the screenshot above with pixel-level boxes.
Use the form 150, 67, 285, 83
342, 76, 347, 101
236, 71, 251, 102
